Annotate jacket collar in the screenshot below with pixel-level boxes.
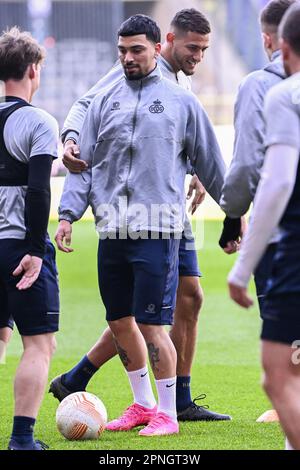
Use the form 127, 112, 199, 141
124, 63, 163, 87
271, 50, 281, 62
0, 96, 29, 104
158, 55, 174, 73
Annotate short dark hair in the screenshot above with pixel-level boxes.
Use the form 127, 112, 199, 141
260, 0, 297, 32
0, 26, 45, 81
280, 2, 300, 55
118, 14, 161, 44
170, 8, 211, 35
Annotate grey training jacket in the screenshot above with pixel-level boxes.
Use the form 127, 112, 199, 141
59, 66, 226, 235
220, 51, 285, 222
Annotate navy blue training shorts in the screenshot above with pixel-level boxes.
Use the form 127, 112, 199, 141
254, 243, 277, 317
261, 246, 300, 345
0, 238, 59, 336
178, 234, 202, 277
98, 237, 180, 325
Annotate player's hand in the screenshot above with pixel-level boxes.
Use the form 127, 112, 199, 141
187, 176, 206, 215
13, 255, 43, 290
55, 220, 74, 253
224, 240, 240, 254
228, 281, 254, 309
62, 140, 87, 173
223, 216, 247, 254
219, 216, 242, 254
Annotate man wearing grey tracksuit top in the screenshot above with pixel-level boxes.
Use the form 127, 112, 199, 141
59, 64, 224, 232
57, 15, 229, 435
220, 13, 287, 314
220, 0, 293, 426
51, 9, 232, 424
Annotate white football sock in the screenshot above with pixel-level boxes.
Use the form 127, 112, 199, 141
127, 366, 156, 409
285, 437, 295, 450
155, 377, 177, 421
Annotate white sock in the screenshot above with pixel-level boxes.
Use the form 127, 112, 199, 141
285, 437, 295, 450
155, 377, 177, 421
127, 366, 156, 409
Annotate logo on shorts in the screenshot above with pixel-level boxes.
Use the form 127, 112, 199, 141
111, 101, 121, 111
149, 99, 164, 114
145, 303, 156, 313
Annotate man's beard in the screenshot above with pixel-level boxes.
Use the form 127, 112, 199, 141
173, 52, 196, 77
181, 68, 195, 77
124, 65, 144, 80
125, 70, 145, 80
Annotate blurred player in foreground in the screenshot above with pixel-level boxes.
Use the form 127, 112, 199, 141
228, 3, 300, 450
221, 0, 297, 423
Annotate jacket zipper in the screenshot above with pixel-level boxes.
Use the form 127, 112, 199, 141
125, 80, 143, 229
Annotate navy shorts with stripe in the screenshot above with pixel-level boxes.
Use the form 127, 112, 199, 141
261, 245, 300, 345
98, 237, 180, 325
0, 238, 59, 336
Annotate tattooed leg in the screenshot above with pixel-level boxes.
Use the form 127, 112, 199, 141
114, 339, 131, 368
108, 317, 148, 372
147, 343, 160, 373
138, 324, 177, 380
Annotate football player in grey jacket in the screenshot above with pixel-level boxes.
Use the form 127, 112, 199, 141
54, 15, 233, 436
50, 9, 232, 422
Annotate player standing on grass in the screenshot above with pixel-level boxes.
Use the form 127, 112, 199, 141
0, 27, 59, 450
50, 9, 232, 422
228, 2, 300, 450
220, 0, 297, 423
56, 15, 231, 436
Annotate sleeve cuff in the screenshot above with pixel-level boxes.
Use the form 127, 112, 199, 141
62, 130, 79, 145
58, 213, 75, 223
227, 264, 251, 288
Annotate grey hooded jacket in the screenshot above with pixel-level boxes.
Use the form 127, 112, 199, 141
220, 51, 285, 223
59, 65, 226, 235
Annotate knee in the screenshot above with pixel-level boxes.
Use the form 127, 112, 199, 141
0, 327, 13, 344
177, 282, 203, 322
262, 368, 284, 401
43, 334, 57, 360
138, 324, 164, 344
192, 284, 203, 313
24, 334, 56, 362
262, 372, 277, 399
109, 318, 133, 337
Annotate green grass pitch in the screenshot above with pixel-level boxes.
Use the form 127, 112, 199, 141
0, 221, 283, 450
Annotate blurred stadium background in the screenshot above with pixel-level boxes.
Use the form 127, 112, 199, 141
0, 0, 270, 219
0, 0, 270, 126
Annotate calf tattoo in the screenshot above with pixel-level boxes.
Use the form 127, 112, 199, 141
147, 343, 160, 372
114, 340, 131, 368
